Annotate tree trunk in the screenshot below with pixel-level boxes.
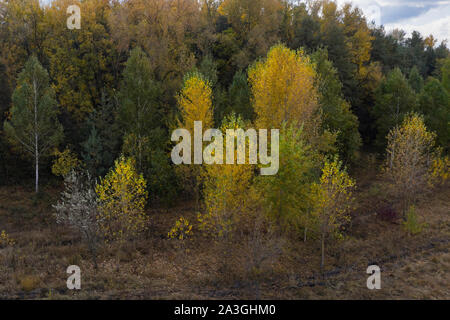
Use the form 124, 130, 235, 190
304, 227, 307, 242
321, 232, 325, 272
35, 150, 39, 193
34, 79, 39, 194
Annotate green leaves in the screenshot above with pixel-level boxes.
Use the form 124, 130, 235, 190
4, 56, 63, 157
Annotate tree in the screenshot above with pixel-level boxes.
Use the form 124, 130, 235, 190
53, 170, 99, 268
311, 49, 361, 163
44, 0, 117, 121
108, 0, 200, 110
257, 122, 319, 234
217, 0, 283, 71
177, 71, 214, 131
176, 71, 214, 205
227, 70, 253, 121
82, 90, 121, 178
418, 78, 450, 151
249, 44, 319, 132
441, 57, 450, 92
119, 47, 162, 172
0, 62, 12, 183
52, 148, 81, 178
198, 113, 256, 240
384, 114, 436, 215
372, 68, 417, 148
3, 56, 63, 193
96, 157, 148, 242
408, 66, 424, 93
311, 156, 355, 270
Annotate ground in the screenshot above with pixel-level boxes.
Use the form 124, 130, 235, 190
0, 174, 448, 300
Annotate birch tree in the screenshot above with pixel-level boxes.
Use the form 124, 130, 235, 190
3, 56, 63, 193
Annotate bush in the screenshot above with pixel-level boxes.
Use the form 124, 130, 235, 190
0, 230, 15, 248
376, 204, 398, 222
402, 206, 426, 235
19, 275, 40, 292
53, 170, 99, 267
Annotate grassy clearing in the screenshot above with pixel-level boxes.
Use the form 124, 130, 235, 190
0, 179, 448, 300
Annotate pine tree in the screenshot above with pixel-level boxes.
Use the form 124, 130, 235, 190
417, 78, 449, 151
372, 68, 417, 148
118, 47, 162, 172
408, 66, 424, 93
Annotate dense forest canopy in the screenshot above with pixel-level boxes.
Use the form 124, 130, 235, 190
0, 0, 448, 195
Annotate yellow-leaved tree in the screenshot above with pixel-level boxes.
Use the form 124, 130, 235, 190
248, 44, 319, 133
176, 71, 214, 206
96, 157, 148, 242
51, 148, 81, 177
384, 114, 437, 216
177, 71, 214, 133
311, 156, 356, 270
198, 114, 257, 241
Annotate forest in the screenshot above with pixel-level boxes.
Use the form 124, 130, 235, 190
0, 0, 449, 299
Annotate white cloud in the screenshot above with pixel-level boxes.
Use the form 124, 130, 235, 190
384, 4, 450, 42
335, 0, 450, 42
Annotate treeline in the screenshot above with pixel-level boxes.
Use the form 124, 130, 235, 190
0, 0, 449, 200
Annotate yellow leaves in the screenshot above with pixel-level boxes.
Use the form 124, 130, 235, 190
198, 115, 256, 239
178, 72, 214, 132
424, 35, 437, 48
0, 230, 15, 248
311, 156, 356, 238
248, 44, 319, 130
51, 148, 81, 177
384, 114, 437, 212
428, 155, 450, 187
96, 156, 148, 242
168, 217, 193, 241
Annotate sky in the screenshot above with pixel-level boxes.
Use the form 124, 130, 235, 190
334, 0, 450, 43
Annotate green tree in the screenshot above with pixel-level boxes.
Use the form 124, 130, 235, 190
257, 122, 319, 233
118, 47, 163, 172
312, 49, 361, 163
418, 78, 450, 151
3, 56, 63, 193
408, 66, 424, 93
82, 91, 121, 178
372, 68, 417, 148
441, 57, 450, 92
227, 70, 253, 120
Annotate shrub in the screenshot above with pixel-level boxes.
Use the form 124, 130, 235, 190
402, 206, 426, 235
168, 217, 194, 257
19, 275, 40, 292
429, 155, 450, 187
53, 170, 99, 267
0, 230, 15, 248
377, 204, 398, 222
168, 217, 193, 241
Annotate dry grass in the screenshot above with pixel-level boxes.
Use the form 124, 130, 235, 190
0, 179, 448, 300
